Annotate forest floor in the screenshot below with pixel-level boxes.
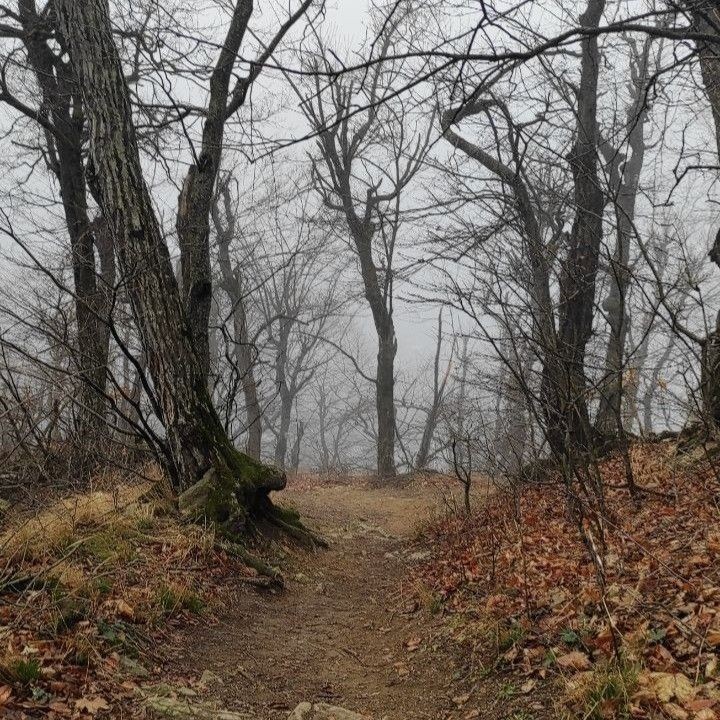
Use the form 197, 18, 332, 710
4, 442, 720, 719
161, 475, 511, 719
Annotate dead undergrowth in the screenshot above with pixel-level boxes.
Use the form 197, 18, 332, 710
0, 464, 286, 718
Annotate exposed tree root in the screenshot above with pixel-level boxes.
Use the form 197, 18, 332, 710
178, 459, 329, 585
216, 539, 284, 589
266, 507, 329, 549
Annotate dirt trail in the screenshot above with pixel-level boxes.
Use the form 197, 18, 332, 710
167, 480, 478, 719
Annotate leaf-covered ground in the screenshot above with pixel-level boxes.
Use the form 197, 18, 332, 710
411, 442, 720, 719
0, 468, 268, 718
3, 446, 718, 719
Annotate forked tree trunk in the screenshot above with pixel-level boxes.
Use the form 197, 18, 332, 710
54, 0, 282, 522
543, 0, 606, 456
18, 2, 110, 437
175, 1, 254, 384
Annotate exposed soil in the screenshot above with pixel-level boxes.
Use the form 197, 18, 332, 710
162, 478, 492, 719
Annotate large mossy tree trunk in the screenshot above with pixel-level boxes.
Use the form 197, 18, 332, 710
54, 0, 283, 523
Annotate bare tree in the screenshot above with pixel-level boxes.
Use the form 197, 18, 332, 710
51, 0, 319, 523
595, 34, 661, 435
0, 2, 115, 438
302, 14, 431, 477
212, 174, 264, 459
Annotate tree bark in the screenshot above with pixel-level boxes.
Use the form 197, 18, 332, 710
176, 1, 253, 383
273, 318, 293, 469
54, 0, 282, 522
686, 1, 720, 425
338, 210, 397, 478
17, 0, 110, 436
376, 331, 397, 477
543, 0, 606, 456
212, 181, 263, 460
595, 37, 654, 436
686, 1, 720, 161
175, 0, 313, 385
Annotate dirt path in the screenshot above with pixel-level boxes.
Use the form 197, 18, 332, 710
166, 480, 478, 719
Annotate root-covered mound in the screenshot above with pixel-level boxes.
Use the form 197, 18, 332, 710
412, 442, 720, 719
0, 465, 294, 717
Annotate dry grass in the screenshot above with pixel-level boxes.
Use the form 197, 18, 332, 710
0, 463, 260, 716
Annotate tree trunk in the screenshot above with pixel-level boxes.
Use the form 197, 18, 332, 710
213, 182, 263, 460
376, 331, 397, 477
290, 420, 304, 473
544, 0, 606, 457
345, 220, 397, 477
55, 0, 283, 523
701, 330, 720, 426
18, 2, 110, 436
317, 389, 331, 472
595, 37, 653, 436
688, 1, 720, 424
686, 1, 720, 160
494, 341, 533, 475
644, 335, 677, 432
175, 1, 254, 384
415, 310, 451, 470
273, 318, 293, 470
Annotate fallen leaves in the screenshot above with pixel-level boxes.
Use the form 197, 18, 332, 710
404, 636, 422, 652
642, 672, 695, 704
556, 651, 592, 671
0, 475, 264, 717
411, 441, 720, 718
75, 696, 110, 714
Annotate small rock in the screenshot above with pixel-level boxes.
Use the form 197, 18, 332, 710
199, 670, 223, 687
144, 695, 250, 719
288, 702, 370, 719
294, 573, 311, 584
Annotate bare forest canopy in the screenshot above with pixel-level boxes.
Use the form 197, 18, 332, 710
0, 0, 719, 513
